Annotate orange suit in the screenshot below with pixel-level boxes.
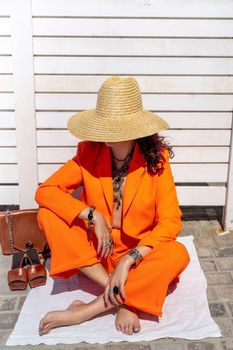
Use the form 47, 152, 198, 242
35, 141, 190, 317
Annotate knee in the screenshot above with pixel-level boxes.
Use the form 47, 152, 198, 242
172, 241, 190, 268
37, 207, 55, 230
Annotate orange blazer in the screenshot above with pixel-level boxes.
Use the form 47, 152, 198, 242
34, 141, 182, 249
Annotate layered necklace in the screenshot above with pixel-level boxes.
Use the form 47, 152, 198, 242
111, 144, 135, 210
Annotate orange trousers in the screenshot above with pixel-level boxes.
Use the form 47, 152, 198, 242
37, 207, 190, 317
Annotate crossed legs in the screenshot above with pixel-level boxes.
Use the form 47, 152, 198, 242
37, 208, 190, 336
39, 262, 141, 336
37, 208, 141, 335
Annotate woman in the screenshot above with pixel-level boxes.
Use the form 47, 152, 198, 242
35, 76, 190, 336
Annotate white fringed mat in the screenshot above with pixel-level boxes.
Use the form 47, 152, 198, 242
6, 235, 222, 345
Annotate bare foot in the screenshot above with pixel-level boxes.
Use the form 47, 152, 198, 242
38, 300, 85, 336
115, 305, 141, 335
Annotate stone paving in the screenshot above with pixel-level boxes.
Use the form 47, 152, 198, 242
0, 206, 233, 350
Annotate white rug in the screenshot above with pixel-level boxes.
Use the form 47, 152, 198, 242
6, 235, 222, 346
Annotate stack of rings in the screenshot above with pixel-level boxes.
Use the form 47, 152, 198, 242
103, 238, 113, 247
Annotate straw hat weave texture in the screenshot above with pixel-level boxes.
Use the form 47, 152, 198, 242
67, 76, 169, 142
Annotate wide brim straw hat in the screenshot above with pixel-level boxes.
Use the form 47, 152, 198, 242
67, 76, 169, 142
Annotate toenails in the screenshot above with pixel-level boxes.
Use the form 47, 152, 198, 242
115, 305, 141, 335
134, 326, 140, 333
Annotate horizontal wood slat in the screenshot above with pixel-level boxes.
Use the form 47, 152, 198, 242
0, 165, 18, 183
0, 184, 225, 206
1, 162, 226, 183
160, 130, 231, 146
36, 130, 231, 146
171, 147, 229, 163
32, 18, 233, 37
33, 38, 233, 57
176, 186, 226, 206
34, 57, 233, 75
31, 0, 233, 18
0, 148, 17, 163
0, 186, 19, 205
0, 75, 13, 92
37, 163, 228, 183
0, 37, 11, 54
0, 17, 10, 35
0, 112, 15, 127
36, 146, 230, 164
36, 111, 232, 129
0, 93, 14, 109
0, 57, 12, 74
35, 75, 233, 94
35, 93, 233, 111
0, 131, 16, 146
0, 146, 227, 164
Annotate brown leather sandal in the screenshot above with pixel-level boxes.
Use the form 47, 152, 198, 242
8, 252, 28, 291
26, 248, 47, 288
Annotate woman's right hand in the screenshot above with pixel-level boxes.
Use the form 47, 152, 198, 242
92, 211, 114, 258
78, 207, 113, 259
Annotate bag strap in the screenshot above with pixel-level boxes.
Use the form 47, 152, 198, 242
5, 209, 14, 253
5, 209, 29, 253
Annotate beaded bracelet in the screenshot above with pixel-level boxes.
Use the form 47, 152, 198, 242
87, 205, 96, 239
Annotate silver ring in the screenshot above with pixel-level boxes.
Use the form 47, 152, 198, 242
103, 241, 107, 245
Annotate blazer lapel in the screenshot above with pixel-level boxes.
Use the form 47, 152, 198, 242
95, 144, 114, 214
122, 143, 147, 217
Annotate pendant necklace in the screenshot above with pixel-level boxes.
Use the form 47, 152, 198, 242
111, 145, 135, 210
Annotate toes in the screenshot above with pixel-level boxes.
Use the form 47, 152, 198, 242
39, 319, 47, 334
133, 325, 140, 333
39, 313, 53, 335
126, 325, 133, 335
122, 324, 132, 335
42, 324, 52, 335
39, 322, 52, 335
117, 324, 122, 333
122, 325, 128, 335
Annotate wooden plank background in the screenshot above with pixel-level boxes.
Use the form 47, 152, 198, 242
1, 1, 233, 225
0, 4, 19, 205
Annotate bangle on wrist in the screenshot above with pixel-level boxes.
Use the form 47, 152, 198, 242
127, 248, 143, 268
87, 205, 96, 239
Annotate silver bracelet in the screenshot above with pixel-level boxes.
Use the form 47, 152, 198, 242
127, 248, 143, 268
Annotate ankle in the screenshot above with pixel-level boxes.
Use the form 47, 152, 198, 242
117, 304, 138, 315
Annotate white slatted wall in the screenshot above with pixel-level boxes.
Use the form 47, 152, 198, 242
0, 2, 18, 205
1, 0, 233, 229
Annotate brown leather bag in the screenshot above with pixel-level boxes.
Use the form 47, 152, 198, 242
0, 208, 50, 257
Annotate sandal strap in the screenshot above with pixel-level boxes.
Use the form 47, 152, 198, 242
8, 267, 27, 284
27, 264, 47, 280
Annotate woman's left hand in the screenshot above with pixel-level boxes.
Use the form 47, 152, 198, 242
103, 255, 133, 307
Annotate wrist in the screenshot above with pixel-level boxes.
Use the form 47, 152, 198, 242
92, 210, 101, 224
78, 207, 101, 225
121, 254, 135, 267
126, 248, 143, 268
87, 206, 96, 239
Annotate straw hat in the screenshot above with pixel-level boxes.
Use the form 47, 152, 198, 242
67, 76, 169, 142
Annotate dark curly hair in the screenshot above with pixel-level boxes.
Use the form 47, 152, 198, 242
91, 133, 174, 176
137, 133, 174, 176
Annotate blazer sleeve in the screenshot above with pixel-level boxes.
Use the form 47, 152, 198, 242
139, 149, 182, 248
34, 141, 88, 226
